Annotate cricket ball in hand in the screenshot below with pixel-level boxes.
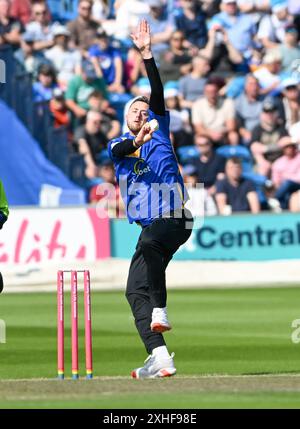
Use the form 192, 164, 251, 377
149, 119, 159, 132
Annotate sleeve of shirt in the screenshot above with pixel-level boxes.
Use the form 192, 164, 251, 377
234, 97, 245, 127
216, 179, 226, 194
98, 78, 108, 100
32, 83, 42, 103
191, 100, 203, 125
279, 126, 289, 138
108, 138, 137, 159
245, 180, 256, 194
224, 99, 235, 121
144, 57, 165, 116
271, 159, 282, 187
88, 45, 99, 57
257, 15, 272, 40
250, 126, 261, 144
65, 77, 78, 101
178, 76, 186, 97
74, 50, 82, 66
167, 14, 176, 31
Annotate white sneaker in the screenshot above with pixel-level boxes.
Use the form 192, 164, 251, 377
131, 353, 176, 379
151, 307, 172, 333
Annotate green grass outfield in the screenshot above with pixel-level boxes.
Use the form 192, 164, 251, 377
0, 286, 300, 408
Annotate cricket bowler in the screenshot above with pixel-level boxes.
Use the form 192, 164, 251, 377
108, 20, 193, 378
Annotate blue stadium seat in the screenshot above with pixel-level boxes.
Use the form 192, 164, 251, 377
177, 145, 199, 164
216, 145, 252, 161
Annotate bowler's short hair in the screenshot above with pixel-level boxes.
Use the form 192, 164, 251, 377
130, 96, 150, 108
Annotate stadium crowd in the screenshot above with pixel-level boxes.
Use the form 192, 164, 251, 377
1, 0, 300, 216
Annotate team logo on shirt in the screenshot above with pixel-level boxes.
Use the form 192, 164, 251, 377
133, 159, 151, 177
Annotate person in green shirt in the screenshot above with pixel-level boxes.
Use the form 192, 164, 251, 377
66, 58, 108, 122
0, 180, 9, 294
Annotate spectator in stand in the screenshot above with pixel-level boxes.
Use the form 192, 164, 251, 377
87, 90, 121, 140
192, 78, 239, 146
278, 24, 300, 74
281, 77, 300, 132
235, 74, 264, 144
146, 0, 175, 59
191, 135, 226, 194
216, 157, 260, 214
74, 109, 108, 180
181, 163, 218, 217
25, 1, 56, 51
159, 30, 192, 84
89, 158, 126, 217
201, 0, 222, 18
102, 0, 149, 41
14, 31, 50, 78
253, 50, 283, 96
67, 0, 99, 51
237, 0, 271, 25
45, 25, 81, 91
88, 29, 125, 94
257, 2, 293, 49
10, 0, 32, 25
178, 55, 210, 109
210, 0, 256, 57
65, 58, 108, 122
200, 23, 244, 78
0, 0, 22, 49
32, 63, 58, 103
164, 83, 193, 150
92, 0, 110, 25
271, 136, 300, 209
125, 46, 146, 89
49, 88, 71, 130
250, 96, 289, 176
174, 0, 207, 50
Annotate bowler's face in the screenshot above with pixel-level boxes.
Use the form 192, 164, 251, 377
126, 101, 149, 134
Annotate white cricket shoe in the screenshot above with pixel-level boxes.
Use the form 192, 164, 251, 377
131, 353, 176, 379
151, 307, 172, 333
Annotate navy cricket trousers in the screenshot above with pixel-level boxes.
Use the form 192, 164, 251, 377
125, 209, 193, 354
